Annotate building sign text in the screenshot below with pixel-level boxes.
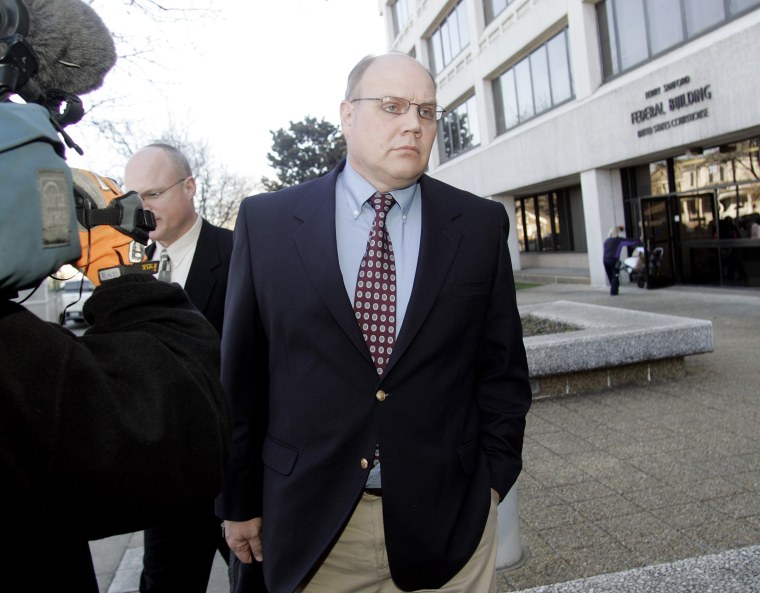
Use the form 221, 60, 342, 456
632, 76, 713, 138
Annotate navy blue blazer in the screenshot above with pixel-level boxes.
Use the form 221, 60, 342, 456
217, 161, 531, 592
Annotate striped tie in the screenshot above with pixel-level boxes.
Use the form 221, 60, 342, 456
157, 249, 172, 283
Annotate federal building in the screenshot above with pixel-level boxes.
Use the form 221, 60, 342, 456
379, 0, 760, 288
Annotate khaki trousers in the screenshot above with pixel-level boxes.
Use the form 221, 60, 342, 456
296, 491, 498, 593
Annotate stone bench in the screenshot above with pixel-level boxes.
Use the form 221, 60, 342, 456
519, 301, 714, 398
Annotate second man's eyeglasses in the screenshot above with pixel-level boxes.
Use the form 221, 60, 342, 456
141, 177, 189, 200
350, 96, 445, 121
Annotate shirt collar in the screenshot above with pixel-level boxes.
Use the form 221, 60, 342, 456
341, 160, 418, 221
158, 214, 201, 262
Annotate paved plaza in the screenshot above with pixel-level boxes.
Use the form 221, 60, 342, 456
92, 282, 760, 592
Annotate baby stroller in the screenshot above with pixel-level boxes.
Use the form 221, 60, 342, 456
617, 246, 663, 288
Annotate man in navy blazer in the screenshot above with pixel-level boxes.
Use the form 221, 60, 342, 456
218, 53, 531, 593
124, 144, 264, 593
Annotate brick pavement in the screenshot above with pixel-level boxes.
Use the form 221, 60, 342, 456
92, 283, 760, 592
498, 283, 760, 591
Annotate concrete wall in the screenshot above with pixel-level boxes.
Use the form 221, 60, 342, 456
430, 11, 760, 197
385, 1, 760, 283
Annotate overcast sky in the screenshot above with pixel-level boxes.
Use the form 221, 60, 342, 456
65, 1, 387, 183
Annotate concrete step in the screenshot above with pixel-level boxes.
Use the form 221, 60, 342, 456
514, 267, 591, 285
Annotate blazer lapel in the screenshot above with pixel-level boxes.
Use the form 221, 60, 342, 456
387, 176, 462, 370
293, 170, 374, 366
185, 220, 218, 314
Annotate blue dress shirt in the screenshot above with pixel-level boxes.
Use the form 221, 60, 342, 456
335, 160, 422, 489
335, 161, 421, 335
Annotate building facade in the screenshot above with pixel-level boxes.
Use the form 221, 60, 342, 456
380, 0, 760, 288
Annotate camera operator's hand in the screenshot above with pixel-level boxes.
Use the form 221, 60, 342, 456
72, 169, 156, 286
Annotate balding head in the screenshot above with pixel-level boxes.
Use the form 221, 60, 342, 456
124, 144, 197, 247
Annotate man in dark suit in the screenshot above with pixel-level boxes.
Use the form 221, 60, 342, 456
217, 53, 532, 593
124, 144, 264, 592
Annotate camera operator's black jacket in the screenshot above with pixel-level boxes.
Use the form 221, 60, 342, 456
0, 274, 231, 592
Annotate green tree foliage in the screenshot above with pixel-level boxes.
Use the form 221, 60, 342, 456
261, 116, 346, 191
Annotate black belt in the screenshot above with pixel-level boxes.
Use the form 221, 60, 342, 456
363, 487, 382, 497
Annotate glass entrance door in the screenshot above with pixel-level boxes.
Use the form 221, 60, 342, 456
675, 192, 721, 284
640, 197, 675, 287
638, 192, 759, 287
622, 135, 760, 288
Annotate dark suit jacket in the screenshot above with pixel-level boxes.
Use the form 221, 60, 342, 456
148, 218, 232, 336
217, 161, 532, 593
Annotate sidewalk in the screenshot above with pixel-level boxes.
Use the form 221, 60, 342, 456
91, 530, 229, 593
91, 283, 760, 592
501, 282, 760, 592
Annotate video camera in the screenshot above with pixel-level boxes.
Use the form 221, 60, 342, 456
1, 0, 156, 293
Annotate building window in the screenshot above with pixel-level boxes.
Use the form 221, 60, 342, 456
391, 0, 412, 38
621, 137, 760, 286
598, 0, 760, 79
623, 138, 760, 200
429, 1, 470, 74
493, 29, 573, 133
484, 0, 516, 24
439, 95, 480, 162
515, 188, 578, 253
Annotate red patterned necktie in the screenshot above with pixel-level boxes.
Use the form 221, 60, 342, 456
354, 192, 397, 376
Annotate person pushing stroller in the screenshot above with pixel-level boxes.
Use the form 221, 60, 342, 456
603, 226, 641, 295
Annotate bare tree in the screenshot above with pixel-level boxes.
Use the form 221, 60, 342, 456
83, 0, 213, 153
68, 3, 255, 228
155, 126, 257, 229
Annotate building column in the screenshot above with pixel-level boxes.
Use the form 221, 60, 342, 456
581, 169, 625, 287
567, 0, 603, 100
491, 195, 522, 271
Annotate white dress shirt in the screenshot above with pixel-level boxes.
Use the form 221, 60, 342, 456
153, 214, 202, 289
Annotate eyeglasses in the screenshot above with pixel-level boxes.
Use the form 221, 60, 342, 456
140, 177, 189, 200
350, 96, 445, 121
